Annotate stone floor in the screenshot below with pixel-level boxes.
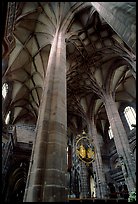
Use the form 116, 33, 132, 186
67, 198, 129, 203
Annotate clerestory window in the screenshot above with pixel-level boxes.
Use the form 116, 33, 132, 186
2, 83, 8, 99
5, 111, 11, 124
108, 126, 114, 139
124, 106, 136, 130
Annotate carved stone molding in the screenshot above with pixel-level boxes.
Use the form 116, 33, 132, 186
4, 2, 18, 53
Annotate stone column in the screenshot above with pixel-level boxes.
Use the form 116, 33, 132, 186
103, 93, 136, 193
91, 2, 136, 79
91, 2, 136, 54
23, 30, 67, 202
88, 118, 108, 199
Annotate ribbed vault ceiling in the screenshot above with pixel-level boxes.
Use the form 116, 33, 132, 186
3, 2, 135, 133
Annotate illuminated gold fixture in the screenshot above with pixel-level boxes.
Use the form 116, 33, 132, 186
76, 131, 95, 164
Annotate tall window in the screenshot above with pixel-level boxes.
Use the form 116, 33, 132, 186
2, 83, 8, 99
5, 111, 11, 124
108, 126, 114, 139
124, 106, 136, 130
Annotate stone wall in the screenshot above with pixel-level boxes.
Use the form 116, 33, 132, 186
16, 124, 36, 144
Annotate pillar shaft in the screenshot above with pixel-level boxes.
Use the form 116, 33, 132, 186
88, 119, 107, 199
103, 93, 136, 192
24, 31, 67, 202
91, 2, 136, 54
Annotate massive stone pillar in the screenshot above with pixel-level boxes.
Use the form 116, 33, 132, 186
91, 2, 136, 54
103, 93, 136, 193
23, 30, 67, 202
91, 2, 136, 79
88, 118, 108, 199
